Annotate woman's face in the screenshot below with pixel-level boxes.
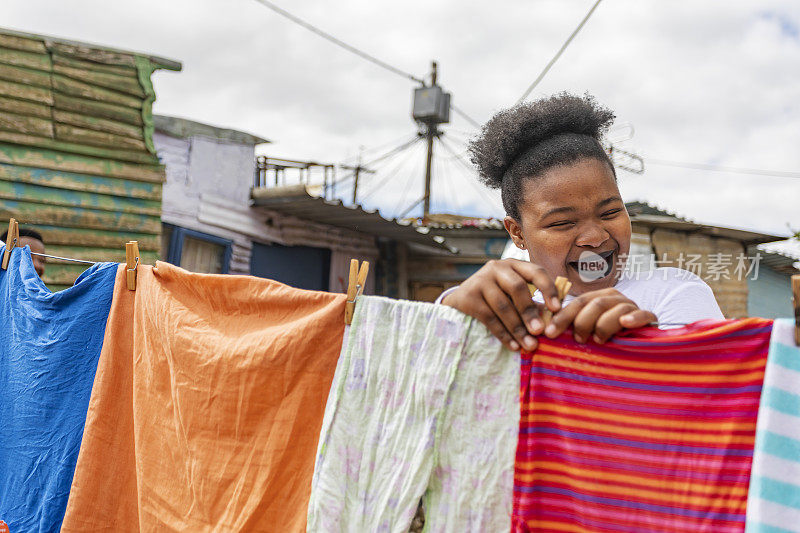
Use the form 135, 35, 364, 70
504, 157, 631, 295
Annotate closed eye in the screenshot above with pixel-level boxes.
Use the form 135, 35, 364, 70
547, 221, 574, 228
601, 208, 622, 218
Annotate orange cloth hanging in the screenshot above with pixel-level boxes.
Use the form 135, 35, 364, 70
62, 262, 346, 532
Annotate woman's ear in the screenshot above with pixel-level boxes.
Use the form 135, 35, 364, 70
503, 216, 526, 249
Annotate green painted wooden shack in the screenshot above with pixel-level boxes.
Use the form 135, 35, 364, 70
0, 27, 181, 290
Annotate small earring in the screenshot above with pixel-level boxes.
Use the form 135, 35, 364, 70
518, 242, 526, 250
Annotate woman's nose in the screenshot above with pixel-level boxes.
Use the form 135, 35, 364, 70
575, 223, 610, 248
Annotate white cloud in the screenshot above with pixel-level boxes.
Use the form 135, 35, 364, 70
3, 0, 799, 233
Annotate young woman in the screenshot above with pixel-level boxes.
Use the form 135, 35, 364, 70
441, 93, 723, 352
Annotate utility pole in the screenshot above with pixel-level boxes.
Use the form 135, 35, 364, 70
341, 150, 374, 205
422, 62, 438, 220
411, 60, 448, 220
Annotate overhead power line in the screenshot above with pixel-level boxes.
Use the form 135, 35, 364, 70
340, 133, 419, 164
330, 135, 420, 189
647, 159, 800, 179
439, 137, 503, 214
392, 145, 425, 214
451, 104, 482, 129
516, 0, 603, 105
252, 0, 491, 150
360, 139, 423, 203
252, 0, 489, 130
252, 0, 423, 83
399, 196, 426, 218
364, 135, 422, 167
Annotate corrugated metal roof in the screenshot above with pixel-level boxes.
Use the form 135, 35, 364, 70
625, 201, 786, 245
405, 213, 505, 230
251, 185, 458, 252
631, 214, 785, 245
751, 246, 800, 274
154, 115, 270, 145
400, 214, 508, 239
625, 201, 690, 221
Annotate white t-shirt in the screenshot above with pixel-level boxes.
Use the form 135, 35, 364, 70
562, 268, 724, 326
437, 267, 724, 327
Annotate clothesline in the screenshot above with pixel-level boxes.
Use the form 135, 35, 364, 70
5, 256, 787, 328
29, 251, 97, 266
2, 217, 367, 323
16, 248, 700, 327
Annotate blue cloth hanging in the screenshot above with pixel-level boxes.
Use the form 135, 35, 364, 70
0, 245, 117, 532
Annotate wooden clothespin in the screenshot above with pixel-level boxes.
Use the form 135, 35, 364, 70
792, 274, 799, 346
125, 241, 139, 291
1, 218, 19, 270
344, 258, 370, 325
528, 276, 572, 326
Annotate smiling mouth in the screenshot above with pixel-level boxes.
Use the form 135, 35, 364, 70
568, 250, 615, 280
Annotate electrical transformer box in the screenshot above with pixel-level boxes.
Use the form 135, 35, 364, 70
412, 86, 451, 124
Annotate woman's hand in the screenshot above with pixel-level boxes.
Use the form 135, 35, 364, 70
543, 288, 656, 344
442, 260, 657, 350
441, 259, 562, 352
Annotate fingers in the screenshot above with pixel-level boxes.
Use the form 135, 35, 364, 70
482, 286, 538, 352
545, 294, 584, 339
545, 289, 620, 339
480, 309, 521, 351
526, 302, 549, 336
592, 302, 640, 344
620, 309, 658, 329
442, 288, 518, 351
440, 258, 562, 351
493, 265, 545, 334
508, 260, 561, 312
479, 305, 539, 352
544, 288, 656, 344
572, 296, 626, 343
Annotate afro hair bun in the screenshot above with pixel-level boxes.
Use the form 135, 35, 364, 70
468, 92, 615, 189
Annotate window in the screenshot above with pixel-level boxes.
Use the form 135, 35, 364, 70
250, 242, 331, 291
164, 224, 232, 274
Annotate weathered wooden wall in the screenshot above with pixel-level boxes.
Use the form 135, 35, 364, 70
0, 28, 179, 290
648, 229, 749, 318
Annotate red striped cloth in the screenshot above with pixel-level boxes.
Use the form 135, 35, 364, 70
514, 318, 773, 533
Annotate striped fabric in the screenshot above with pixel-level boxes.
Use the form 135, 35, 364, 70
515, 318, 773, 533
746, 319, 800, 533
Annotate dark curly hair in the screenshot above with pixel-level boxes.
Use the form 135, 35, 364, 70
468, 92, 616, 220
1, 226, 44, 244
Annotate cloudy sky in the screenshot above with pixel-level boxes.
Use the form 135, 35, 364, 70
5, 0, 800, 244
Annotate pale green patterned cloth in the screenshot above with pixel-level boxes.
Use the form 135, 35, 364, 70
307, 296, 519, 532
